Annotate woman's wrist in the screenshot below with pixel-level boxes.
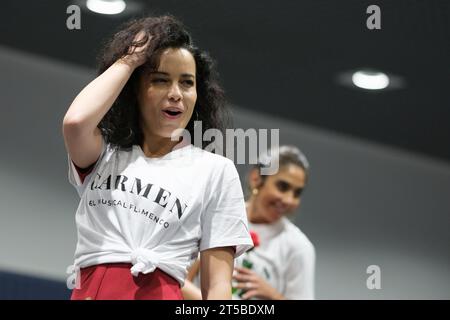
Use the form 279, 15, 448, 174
270, 289, 285, 300
114, 57, 138, 73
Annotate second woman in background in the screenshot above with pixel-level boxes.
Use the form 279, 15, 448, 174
183, 146, 316, 300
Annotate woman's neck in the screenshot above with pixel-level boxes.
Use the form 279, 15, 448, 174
140, 134, 182, 158
246, 199, 265, 224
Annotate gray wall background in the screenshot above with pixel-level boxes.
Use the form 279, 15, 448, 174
1, 46, 449, 299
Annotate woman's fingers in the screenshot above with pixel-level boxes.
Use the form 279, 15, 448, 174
120, 31, 152, 69
234, 266, 253, 274
234, 281, 255, 289
232, 273, 253, 282
133, 30, 147, 42
241, 289, 259, 300
130, 31, 151, 53
128, 32, 150, 55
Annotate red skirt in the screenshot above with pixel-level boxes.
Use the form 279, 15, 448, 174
70, 263, 183, 300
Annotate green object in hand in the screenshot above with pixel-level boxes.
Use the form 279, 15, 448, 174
242, 259, 253, 269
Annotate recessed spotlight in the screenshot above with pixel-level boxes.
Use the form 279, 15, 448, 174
351, 70, 390, 90
86, 0, 126, 15
336, 69, 405, 91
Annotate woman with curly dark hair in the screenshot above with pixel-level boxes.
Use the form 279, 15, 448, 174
62, 15, 253, 300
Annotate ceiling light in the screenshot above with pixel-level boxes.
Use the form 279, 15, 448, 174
86, 0, 126, 15
351, 70, 390, 90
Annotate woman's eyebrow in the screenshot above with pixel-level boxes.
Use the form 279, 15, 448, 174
150, 71, 169, 76
278, 180, 304, 190
151, 71, 195, 78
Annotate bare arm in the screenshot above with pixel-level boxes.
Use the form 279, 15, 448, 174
181, 259, 202, 299
181, 279, 203, 300
186, 258, 200, 281
62, 32, 149, 168
200, 247, 235, 300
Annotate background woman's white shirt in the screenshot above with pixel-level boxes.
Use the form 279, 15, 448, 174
239, 217, 316, 300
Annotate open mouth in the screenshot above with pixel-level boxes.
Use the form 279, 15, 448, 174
272, 203, 286, 215
164, 110, 181, 116
162, 109, 183, 119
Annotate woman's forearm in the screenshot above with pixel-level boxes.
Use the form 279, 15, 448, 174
181, 280, 203, 300
203, 281, 232, 300
63, 60, 135, 131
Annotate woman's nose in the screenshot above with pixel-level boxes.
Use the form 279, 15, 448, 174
282, 192, 297, 207
168, 83, 182, 101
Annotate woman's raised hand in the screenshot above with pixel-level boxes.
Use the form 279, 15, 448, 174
118, 31, 151, 69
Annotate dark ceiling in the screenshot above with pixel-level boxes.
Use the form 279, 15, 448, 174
2, 0, 449, 162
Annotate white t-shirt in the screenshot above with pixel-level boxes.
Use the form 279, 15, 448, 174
67, 137, 253, 286
232, 217, 315, 300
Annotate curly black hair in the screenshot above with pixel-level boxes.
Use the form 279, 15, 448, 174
96, 15, 229, 150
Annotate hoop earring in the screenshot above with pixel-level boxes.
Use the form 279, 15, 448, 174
252, 188, 259, 196
125, 127, 133, 140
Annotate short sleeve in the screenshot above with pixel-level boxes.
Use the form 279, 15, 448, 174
67, 136, 107, 198
283, 242, 316, 299
199, 159, 254, 257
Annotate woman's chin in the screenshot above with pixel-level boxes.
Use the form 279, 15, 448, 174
263, 212, 282, 224
270, 209, 284, 221
157, 127, 187, 140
